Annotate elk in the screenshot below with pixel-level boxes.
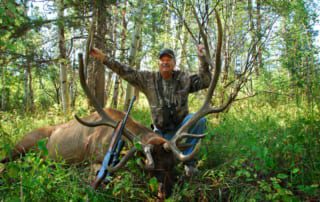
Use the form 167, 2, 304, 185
1, 8, 254, 200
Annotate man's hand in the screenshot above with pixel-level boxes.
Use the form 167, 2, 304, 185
197, 44, 206, 57
90, 47, 106, 63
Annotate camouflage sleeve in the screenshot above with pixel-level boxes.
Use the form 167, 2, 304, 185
103, 58, 149, 93
189, 56, 211, 93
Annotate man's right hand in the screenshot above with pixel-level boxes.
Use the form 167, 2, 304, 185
90, 47, 107, 63
197, 44, 205, 57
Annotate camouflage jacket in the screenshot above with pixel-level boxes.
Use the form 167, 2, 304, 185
103, 57, 211, 132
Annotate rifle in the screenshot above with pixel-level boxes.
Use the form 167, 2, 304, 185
91, 96, 136, 189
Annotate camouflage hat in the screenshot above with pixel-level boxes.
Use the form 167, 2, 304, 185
159, 48, 175, 60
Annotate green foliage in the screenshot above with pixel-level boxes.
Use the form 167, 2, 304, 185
0, 0, 320, 201
1, 102, 319, 201
198, 101, 320, 201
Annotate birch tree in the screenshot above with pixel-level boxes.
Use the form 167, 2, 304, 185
111, 3, 125, 109
1, 60, 7, 110
58, 0, 70, 113
123, 0, 145, 110
24, 57, 34, 112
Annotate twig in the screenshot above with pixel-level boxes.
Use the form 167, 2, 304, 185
234, 93, 257, 102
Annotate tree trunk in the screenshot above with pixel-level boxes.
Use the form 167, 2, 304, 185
58, 0, 70, 113
105, 71, 113, 105
28, 61, 34, 112
134, 38, 143, 101
256, 0, 262, 75
222, 0, 231, 83
94, 0, 107, 107
111, 3, 125, 109
220, 0, 233, 105
23, 59, 34, 112
124, 0, 145, 110
112, 75, 120, 108
306, 30, 314, 107
1, 63, 7, 111
247, 0, 256, 93
70, 54, 77, 108
179, 3, 189, 71
87, 0, 107, 108
59, 62, 69, 113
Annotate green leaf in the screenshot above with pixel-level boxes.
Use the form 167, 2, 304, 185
7, 3, 16, 13
291, 168, 299, 174
0, 7, 5, 14
37, 139, 48, 156
134, 140, 142, 151
7, 164, 19, 178
148, 177, 158, 192
277, 173, 288, 179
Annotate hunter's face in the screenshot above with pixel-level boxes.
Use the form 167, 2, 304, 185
159, 55, 175, 79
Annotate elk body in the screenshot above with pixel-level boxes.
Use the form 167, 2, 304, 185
1, 108, 162, 164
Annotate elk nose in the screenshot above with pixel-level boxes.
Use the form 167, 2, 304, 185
144, 145, 155, 169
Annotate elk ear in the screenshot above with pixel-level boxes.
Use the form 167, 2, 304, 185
146, 136, 167, 145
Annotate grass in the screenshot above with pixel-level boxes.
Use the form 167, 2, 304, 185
0, 100, 319, 201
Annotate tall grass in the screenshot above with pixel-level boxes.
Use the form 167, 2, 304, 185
0, 101, 319, 201
190, 102, 320, 201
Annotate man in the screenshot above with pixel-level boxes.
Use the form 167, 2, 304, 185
90, 45, 211, 176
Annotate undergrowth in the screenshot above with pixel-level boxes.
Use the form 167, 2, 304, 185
0, 102, 319, 201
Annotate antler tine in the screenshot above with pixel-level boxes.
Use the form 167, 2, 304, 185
164, 139, 202, 162
107, 147, 137, 173
74, 115, 110, 127
175, 133, 206, 142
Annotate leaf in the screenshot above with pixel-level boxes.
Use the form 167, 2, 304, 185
37, 139, 48, 156
0, 164, 5, 173
297, 184, 319, 195
148, 177, 158, 192
134, 140, 142, 151
291, 168, 299, 174
236, 169, 251, 178
277, 173, 288, 179
6, 3, 16, 13
7, 164, 19, 178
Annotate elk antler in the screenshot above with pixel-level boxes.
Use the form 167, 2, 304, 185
76, 53, 135, 142
164, 8, 225, 162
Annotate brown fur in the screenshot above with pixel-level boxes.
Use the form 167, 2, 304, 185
1, 108, 156, 163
